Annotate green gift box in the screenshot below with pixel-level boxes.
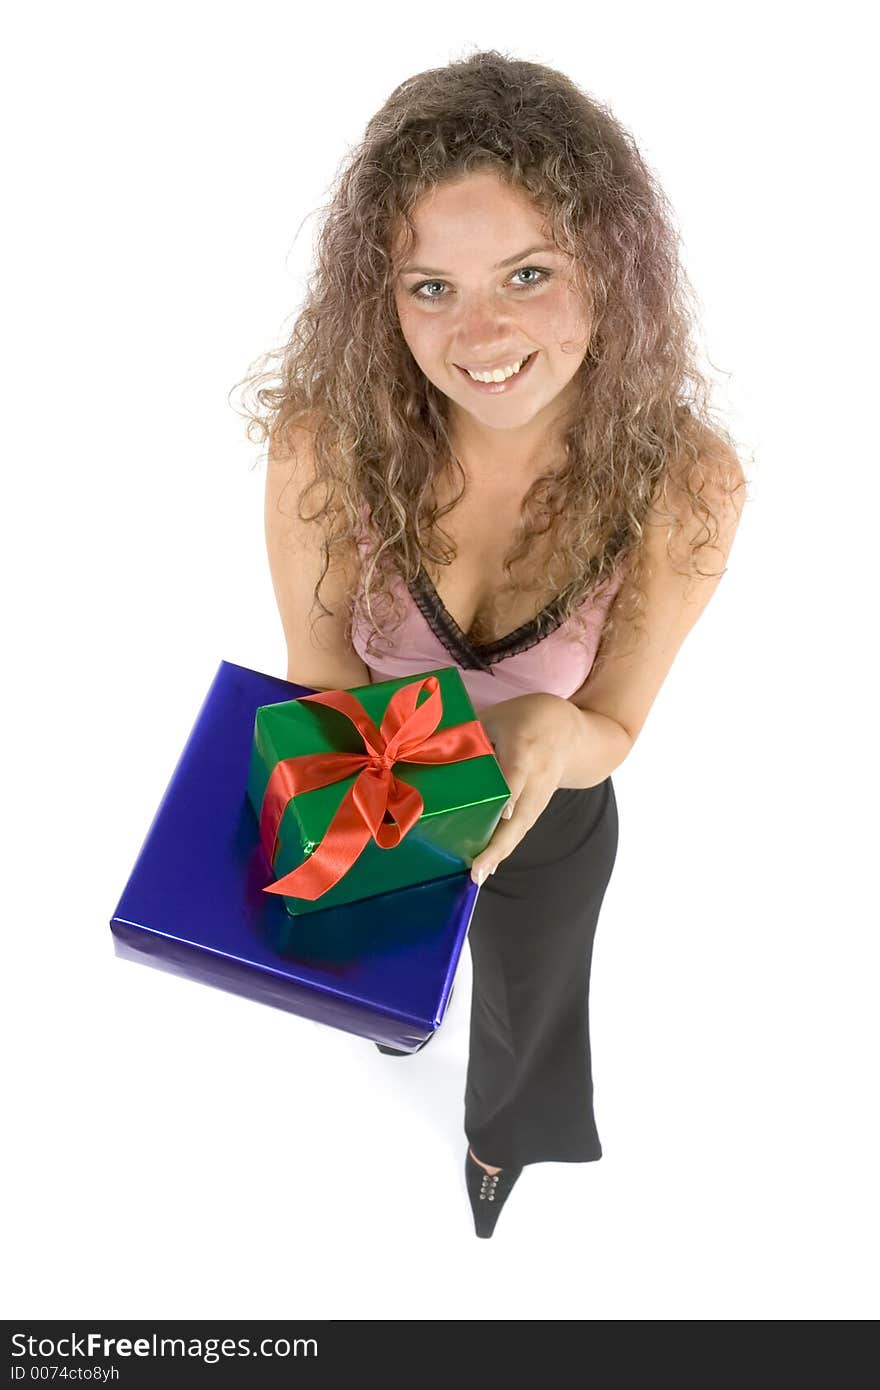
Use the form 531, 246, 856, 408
247, 666, 511, 917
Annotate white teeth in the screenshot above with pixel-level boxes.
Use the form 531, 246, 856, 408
464, 355, 529, 383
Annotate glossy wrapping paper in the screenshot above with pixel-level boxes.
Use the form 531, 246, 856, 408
109, 660, 486, 1051
249, 665, 509, 916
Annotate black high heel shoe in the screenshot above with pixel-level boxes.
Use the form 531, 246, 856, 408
464, 1147, 523, 1238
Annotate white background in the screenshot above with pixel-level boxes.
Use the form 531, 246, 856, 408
4, 0, 877, 1322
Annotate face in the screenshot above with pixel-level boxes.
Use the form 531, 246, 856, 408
392, 169, 591, 451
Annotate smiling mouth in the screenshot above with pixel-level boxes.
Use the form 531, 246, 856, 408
454, 351, 537, 386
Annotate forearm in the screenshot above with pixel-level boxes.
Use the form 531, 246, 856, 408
557, 705, 633, 789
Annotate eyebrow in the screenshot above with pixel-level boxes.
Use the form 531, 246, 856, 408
398, 242, 560, 276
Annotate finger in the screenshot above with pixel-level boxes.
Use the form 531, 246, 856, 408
497, 795, 522, 825
468, 765, 530, 880
471, 786, 546, 880
499, 769, 528, 821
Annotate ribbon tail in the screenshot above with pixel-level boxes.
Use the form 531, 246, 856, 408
259, 751, 369, 867
262, 776, 378, 901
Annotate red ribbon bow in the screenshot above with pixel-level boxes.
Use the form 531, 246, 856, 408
259, 675, 494, 901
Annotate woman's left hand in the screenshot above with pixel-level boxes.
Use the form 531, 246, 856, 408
469, 693, 582, 885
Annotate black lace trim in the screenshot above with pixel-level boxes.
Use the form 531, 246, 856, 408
407, 569, 570, 672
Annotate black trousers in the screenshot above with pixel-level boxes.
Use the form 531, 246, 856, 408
463, 777, 619, 1170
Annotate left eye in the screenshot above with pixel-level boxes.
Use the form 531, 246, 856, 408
511, 267, 547, 288
409, 267, 551, 301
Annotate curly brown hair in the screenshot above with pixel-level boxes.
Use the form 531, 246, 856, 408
231, 47, 749, 675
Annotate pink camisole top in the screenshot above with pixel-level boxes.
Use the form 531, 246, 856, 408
350, 504, 625, 711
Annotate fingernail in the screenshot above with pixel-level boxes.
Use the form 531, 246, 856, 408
475, 866, 486, 886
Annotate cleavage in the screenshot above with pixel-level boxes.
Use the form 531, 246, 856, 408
426, 501, 557, 645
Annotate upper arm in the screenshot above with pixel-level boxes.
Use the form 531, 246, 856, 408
264, 423, 371, 691
568, 449, 746, 744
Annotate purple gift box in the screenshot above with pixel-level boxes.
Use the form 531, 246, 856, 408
109, 660, 479, 1051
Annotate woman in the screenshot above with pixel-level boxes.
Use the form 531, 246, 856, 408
237, 50, 747, 1238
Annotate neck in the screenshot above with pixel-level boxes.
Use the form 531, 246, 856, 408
446, 380, 576, 484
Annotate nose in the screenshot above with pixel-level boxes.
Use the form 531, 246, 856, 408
454, 293, 516, 361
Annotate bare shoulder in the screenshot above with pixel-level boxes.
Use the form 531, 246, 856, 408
568, 431, 746, 743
